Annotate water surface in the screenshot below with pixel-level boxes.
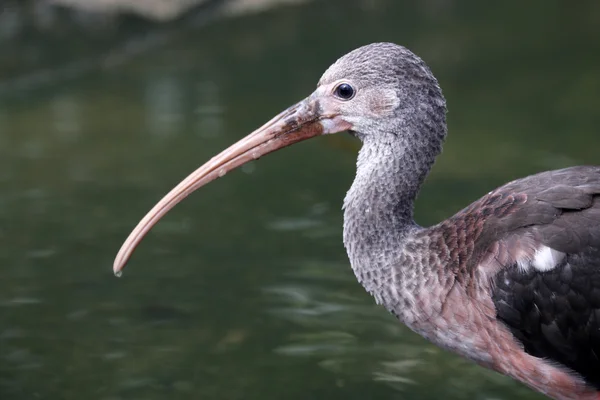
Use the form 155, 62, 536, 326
2, 1, 600, 399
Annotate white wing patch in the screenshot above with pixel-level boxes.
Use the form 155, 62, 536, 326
517, 245, 565, 272
533, 246, 565, 271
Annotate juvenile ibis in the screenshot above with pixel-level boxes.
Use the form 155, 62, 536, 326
113, 43, 600, 400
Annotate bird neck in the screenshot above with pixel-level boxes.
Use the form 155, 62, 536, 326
342, 125, 444, 314
344, 142, 417, 238
343, 132, 439, 248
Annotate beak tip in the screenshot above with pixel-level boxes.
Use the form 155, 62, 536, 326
113, 256, 126, 277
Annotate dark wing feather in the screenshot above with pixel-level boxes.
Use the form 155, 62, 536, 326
436, 166, 600, 388
439, 166, 600, 270
493, 255, 600, 389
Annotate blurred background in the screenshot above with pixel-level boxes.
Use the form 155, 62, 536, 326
1, 1, 599, 399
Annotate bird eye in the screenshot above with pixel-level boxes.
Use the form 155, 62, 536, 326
334, 83, 355, 100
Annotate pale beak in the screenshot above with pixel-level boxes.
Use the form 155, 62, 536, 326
113, 97, 348, 276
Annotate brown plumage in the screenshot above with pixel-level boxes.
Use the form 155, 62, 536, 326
412, 166, 600, 399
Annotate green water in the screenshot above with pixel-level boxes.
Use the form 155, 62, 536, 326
1, 1, 600, 399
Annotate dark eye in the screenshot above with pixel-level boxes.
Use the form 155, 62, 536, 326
334, 83, 355, 100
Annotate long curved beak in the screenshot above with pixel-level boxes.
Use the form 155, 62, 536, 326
113, 98, 328, 276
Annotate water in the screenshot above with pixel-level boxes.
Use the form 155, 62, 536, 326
1, 1, 600, 399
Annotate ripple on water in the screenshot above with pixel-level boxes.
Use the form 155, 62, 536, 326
0, 328, 26, 339
66, 309, 89, 320
2, 297, 42, 307
26, 248, 57, 259
102, 351, 126, 361
3, 347, 41, 369
120, 377, 153, 389
266, 217, 322, 231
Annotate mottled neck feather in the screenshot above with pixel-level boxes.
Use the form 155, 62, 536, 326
342, 133, 437, 263
342, 100, 447, 315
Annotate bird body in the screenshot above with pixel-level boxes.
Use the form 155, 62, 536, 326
114, 43, 600, 400
347, 159, 600, 399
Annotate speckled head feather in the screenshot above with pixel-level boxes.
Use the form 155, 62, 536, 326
318, 43, 447, 145
320, 42, 438, 89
